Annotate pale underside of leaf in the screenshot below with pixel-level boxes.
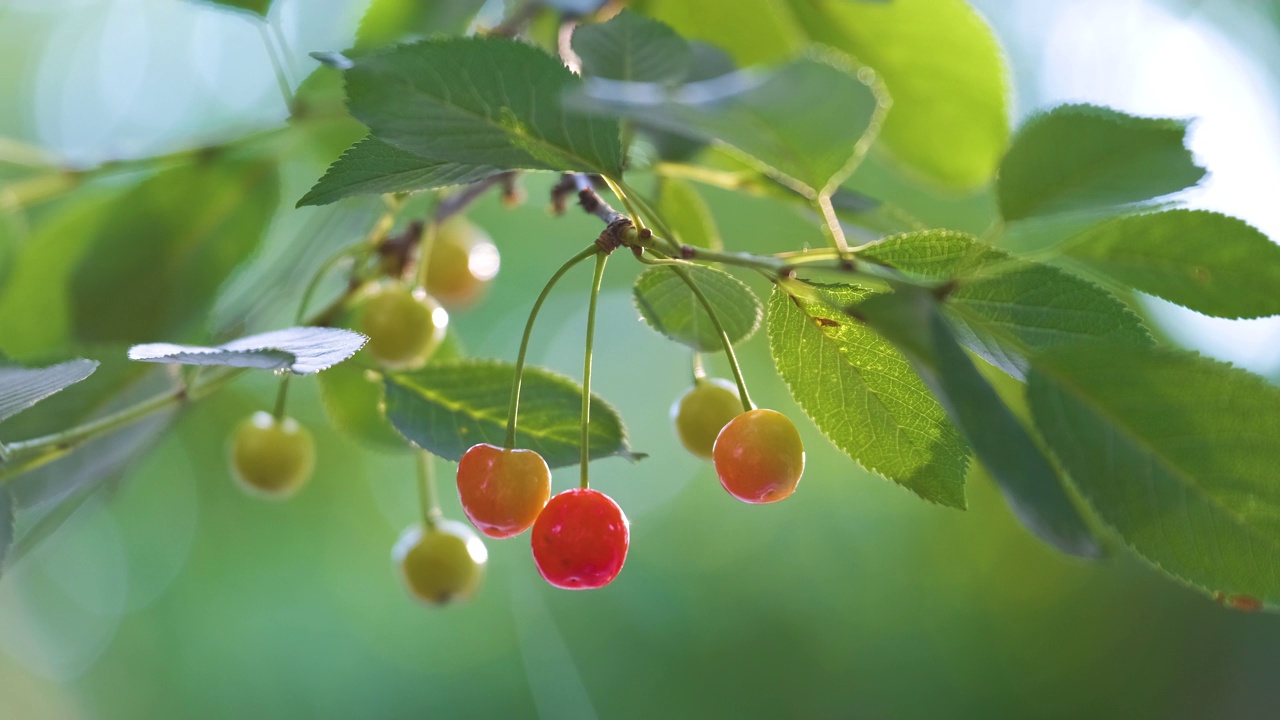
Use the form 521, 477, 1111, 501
128, 327, 368, 374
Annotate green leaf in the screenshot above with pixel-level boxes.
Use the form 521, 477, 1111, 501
69, 158, 279, 344
346, 37, 624, 177
189, 0, 272, 17
785, 0, 1011, 189
318, 361, 412, 454
0, 359, 98, 424
383, 360, 642, 467
127, 327, 367, 374
631, 0, 807, 66
657, 177, 722, 250
998, 104, 1206, 221
633, 265, 761, 352
1028, 345, 1280, 606
861, 231, 1151, 379
355, 0, 487, 50
298, 137, 505, 207
1060, 210, 1280, 319
569, 51, 886, 195
572, 10, 692, 83
767, 284, 969, 507
857, 287, 1102, 556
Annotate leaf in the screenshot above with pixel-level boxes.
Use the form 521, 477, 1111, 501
355, 0, 487, 50
346, 36, 624, 177
69, 158, 279, 344
860, 231, 1151, 380
857, 286, 1102, 557
657, 177, 722, 250
784, 0, 1011, 189
572, 10, 692, 83
298, 137, 505, 207
998, 104, 1206, 221
631, 0, 807, 66
767, 284, 968, 507
0, 359, 98, 425
1028, 345, 1280, 606
1059, 210, 1280, 319
189, 0, 273, 17
633, 265, 761, 352
128, 327, 367, 375
568, 51, 886, 195
383, 360, 642, 467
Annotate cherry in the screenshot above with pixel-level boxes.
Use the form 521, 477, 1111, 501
393, 519, 488, 606
712, 409, 805, 504
671, 377, 743, 460
360, 282, 448, 371
531, 488, 629, 590
456, 443, 551, 538
229, 411, 315, 499
424, 216, 500, 309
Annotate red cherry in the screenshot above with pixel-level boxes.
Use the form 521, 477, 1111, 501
531, 488, 629, 590
456, 443, 551, 538
712, 409, 805, 504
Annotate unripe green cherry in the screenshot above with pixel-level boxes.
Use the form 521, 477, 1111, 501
360, 282, 448, 371
713, 409, 805, 504
229, 411, 315, 499
424, 216, 500, 309
671, 377, 743, 460
393, 519, 488, 606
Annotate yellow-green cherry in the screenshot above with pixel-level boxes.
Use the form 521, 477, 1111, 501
229, 411, 315, 499
360, 282, 448, 370
671, 377, 743, 460
393, 519, 488, 606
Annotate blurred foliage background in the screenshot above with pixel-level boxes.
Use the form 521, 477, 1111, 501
3, 0, 1280, 717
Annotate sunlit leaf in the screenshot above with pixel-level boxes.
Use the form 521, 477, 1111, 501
767, 284, 968, 507
861, 231, 1151, 379
657, 177, 722, 250
633, 264, 760, 352
785, 0, 1011, 188
355, 0, 487, 50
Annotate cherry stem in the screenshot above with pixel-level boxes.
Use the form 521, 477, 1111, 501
504, 244, 601, 450
416, 450, 442, 530
816, 192, 853, 258
295, 245, 359, 324
271, 373, 292, 421
602, 176, 645, 232
256, 21, 295, 111
691, 352, 706, 383
413, 219, 438, 290
617, 180, 679, 253
580, 250, 609, 490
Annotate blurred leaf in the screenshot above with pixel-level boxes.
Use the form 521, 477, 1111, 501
572, 10, 691, 83
1060, 210, 1280, 319
998, 104, 1206, 221
657, 177, 722, 250
347, 37, 624, 176
190, 0, 273, 17
320, 329, 464, 454
570, 53, 885, 195
298, 137, 505, 207
1028, 345, 1280, 606
70, 158, 280, 344
128, 327, 368, 375
785, 0, 1010, 189
355, 0, 487, 50
861, 231, 1151, 380
632, 0, 806, 66
545, 0, 609, 14
633, 264, 760, 352
0, 358, 98, 424
383, 360, 642, 467
767, 284, 968, 508
858, 286, 1102, 557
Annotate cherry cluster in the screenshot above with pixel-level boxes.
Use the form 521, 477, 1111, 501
225, 212, 807, 607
